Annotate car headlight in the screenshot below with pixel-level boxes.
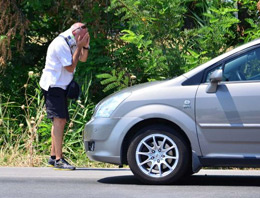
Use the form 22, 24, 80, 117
94, 92, 131, 118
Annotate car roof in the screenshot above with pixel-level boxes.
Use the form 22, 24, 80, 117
183, 38, 260, 79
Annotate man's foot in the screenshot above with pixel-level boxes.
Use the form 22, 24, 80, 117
47, 156, 56, 167
54, 158, 76, 171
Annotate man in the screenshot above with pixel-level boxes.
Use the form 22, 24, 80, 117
39, 22, 90, 170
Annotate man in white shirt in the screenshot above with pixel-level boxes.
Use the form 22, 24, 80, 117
40, 22, 90, 170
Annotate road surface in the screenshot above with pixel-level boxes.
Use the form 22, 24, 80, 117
0, 167, 260, 198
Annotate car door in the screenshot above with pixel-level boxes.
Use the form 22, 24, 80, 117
196, 46, 260, 158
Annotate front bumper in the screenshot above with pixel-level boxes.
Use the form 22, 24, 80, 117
83, 117, 142, 165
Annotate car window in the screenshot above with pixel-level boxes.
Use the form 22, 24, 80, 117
206, 47, 260, 82
242, 48, 260, 80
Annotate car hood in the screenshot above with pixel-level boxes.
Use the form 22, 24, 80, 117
98, 75, 186, 104
122, 75, 186, 92
122, 80, 167, 92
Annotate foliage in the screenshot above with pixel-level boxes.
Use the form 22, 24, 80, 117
0, 72, 46, 166
183, 4, 240, 70
237, 0, 260, 42
0, 0, 30, 66
97, 69, 130, 92
108, 0, 190, 81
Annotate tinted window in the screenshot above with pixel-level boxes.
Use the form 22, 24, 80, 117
223, 48, 260, 81
206, 47, 260, 82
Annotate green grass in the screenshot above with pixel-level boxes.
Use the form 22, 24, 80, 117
0, 73, 117, 168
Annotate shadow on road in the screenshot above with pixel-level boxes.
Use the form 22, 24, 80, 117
98, 175, 260, 186
75, 168, 130, 172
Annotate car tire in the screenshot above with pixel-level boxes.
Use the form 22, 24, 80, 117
127, 124, 190, 184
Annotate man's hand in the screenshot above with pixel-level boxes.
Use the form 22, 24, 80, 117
76, 33, 89, 48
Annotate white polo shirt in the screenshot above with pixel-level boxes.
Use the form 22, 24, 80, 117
39, 29, 77, 91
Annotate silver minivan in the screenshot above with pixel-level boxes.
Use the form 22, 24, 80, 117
84, 39, 260, 184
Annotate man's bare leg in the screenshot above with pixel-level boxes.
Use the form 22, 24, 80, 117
52, 117, 66, 160
51, 125, 56, 157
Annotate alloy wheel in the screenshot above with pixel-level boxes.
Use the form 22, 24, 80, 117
135, 133, 179, 178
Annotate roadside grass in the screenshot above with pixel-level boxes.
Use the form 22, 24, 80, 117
0, 72, 118, 168
0, 147, 117, 168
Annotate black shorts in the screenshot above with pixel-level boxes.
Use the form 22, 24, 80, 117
42, 87, 69, 121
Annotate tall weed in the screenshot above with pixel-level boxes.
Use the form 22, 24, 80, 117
0, 72, 107, 167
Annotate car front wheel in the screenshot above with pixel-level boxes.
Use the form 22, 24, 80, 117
127, 125, 190, 184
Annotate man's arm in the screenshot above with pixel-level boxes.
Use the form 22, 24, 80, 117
64, 46, 83, 73
79, 32, 90, 62
64, 33, 88, 73
79, 47, 89, 62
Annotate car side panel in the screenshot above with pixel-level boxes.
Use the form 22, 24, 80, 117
196, 81, 260, 157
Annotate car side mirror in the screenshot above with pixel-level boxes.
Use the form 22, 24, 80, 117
206, 69, 223, 93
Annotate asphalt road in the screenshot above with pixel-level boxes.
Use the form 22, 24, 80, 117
0, 167, 260, 198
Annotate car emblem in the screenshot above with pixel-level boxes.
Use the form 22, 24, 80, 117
183, 100, 191, 109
